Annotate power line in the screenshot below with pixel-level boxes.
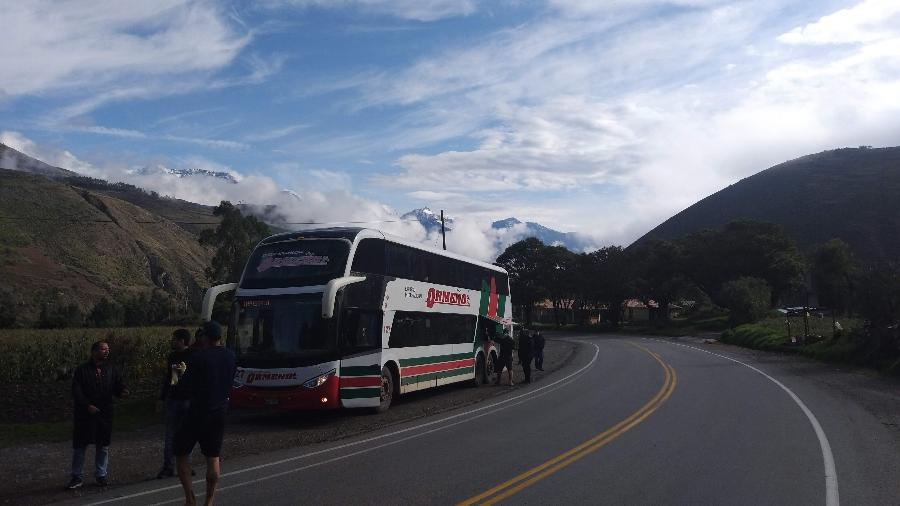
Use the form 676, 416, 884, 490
0, 216, 425, 226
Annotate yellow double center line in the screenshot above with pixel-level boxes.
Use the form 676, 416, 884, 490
459, 343, 677, 506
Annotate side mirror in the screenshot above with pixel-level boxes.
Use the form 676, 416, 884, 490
201, 283, 237, 322
322, 276, 366, 318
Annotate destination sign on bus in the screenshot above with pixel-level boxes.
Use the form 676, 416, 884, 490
256, 250, 330, 272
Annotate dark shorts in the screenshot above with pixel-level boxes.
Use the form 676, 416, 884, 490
497, 354, 513, 372
174, 408, 226, 458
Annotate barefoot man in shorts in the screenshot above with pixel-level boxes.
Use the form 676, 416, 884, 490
174, 321, 236, 506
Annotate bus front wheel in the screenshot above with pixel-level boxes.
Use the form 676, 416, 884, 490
373, 366, 394, 413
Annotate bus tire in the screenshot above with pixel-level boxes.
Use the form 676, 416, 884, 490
472, 353, 487, 387
372, 366, 394, 413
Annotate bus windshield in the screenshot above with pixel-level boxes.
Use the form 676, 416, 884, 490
241, 239, 350, 289
231, 296, 336, 366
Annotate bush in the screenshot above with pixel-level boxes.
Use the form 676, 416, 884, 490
721, 323, 786, 349
720, 277, 771, 326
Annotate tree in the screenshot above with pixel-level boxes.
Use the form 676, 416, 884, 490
631, 240, 689, 324
543, 246, 578, 326
587, 246, 632, 328
88, 297, 124, 327
681, 220, 805, 306
853, 263, 900, 327
0, 292, 16, 328
812, 239, 854, 314
199, 201, 272, 284
38, 302, 84, 329
496, 238, 549, 325
720, 277, 771, 326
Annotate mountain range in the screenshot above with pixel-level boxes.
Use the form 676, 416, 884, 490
2, 140, 897, 324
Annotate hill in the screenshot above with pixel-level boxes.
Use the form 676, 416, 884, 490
634, 147, 900, 261
0, 169, 212, 324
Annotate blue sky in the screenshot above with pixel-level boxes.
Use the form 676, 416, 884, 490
2, 0, 899, 260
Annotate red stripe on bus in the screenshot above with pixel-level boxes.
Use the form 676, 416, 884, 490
402, 358, 475, 377
340, 376, 382, 388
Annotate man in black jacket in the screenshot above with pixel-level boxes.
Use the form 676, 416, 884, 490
493, 329, 516, 386
533, 330, 545, 371
66, 341, 128, 490
157, 328, 193, 479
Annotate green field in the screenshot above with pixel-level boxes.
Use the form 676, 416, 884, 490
0, 326, 179, 384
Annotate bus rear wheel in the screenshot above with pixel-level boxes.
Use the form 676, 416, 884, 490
372, 366, 394, 413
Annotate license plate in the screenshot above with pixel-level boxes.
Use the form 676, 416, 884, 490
264, 398, 279, 406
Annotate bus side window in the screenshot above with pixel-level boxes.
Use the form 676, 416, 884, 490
351, 239, 385, 274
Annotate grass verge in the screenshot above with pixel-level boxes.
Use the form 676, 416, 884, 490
0, 397, 159, 448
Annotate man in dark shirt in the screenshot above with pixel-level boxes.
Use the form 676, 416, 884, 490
66, 341, 128, 490
174, 321, 236, 506
517, 329, 534, 383
157, 328, 193, 479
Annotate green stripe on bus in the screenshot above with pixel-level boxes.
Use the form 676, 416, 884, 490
399, 352, 472, 367
400, 367, 472, 386
340, 387, 381, 399
341, 365, 381, 377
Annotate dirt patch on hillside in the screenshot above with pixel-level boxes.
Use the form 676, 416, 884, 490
0, 339, 578, 506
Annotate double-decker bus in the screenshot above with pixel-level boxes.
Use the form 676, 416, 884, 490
201, 227, 513, 412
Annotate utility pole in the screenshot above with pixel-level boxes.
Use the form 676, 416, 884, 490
440, 210, 447, 250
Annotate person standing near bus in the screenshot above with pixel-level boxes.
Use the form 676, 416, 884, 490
517, 329, 534, 383
494, 329, 515, 386
66, 341, 128, 490
157, 328, 193, 479
174, 321, 236, 506
533, 329, 545, 371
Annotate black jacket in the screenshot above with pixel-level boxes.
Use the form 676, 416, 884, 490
533, 332, 545, 351
518, 332, 533, 357
497, 335, 515, 359
72, 361, 126, 447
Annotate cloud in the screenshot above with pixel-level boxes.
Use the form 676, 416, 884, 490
0, 0, 250, 97
78, 126, 148, 139
333, 0, 900, 244
244, 124, 309, 142
263, 0, 479, 22
777, 0, 900, 45
160, 135, 249, 151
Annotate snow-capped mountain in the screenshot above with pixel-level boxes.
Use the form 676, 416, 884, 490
491, 217, 592, 251
401, 207, 454, 232
131, 165, 239, 184
402, 208, 592, 252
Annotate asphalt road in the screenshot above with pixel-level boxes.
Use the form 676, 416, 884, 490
59, 335, 900, 505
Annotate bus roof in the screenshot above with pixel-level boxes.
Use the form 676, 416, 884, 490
258, 227, 507, 275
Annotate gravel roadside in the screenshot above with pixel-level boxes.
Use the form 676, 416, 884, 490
2, 339, 578, 506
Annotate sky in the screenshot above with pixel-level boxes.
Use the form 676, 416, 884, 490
2, 0, 899, 261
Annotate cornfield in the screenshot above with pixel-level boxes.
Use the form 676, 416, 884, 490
0, 327, 183, 386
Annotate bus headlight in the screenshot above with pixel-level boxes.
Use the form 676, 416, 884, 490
302, 369, 336, 389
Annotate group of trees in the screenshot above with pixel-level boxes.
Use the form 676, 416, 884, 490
497, 220, 899, 331
35, 290, 194, 329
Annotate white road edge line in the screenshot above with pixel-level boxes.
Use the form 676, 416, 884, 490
660, 340, 839, 506
85, 341, 600, 505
